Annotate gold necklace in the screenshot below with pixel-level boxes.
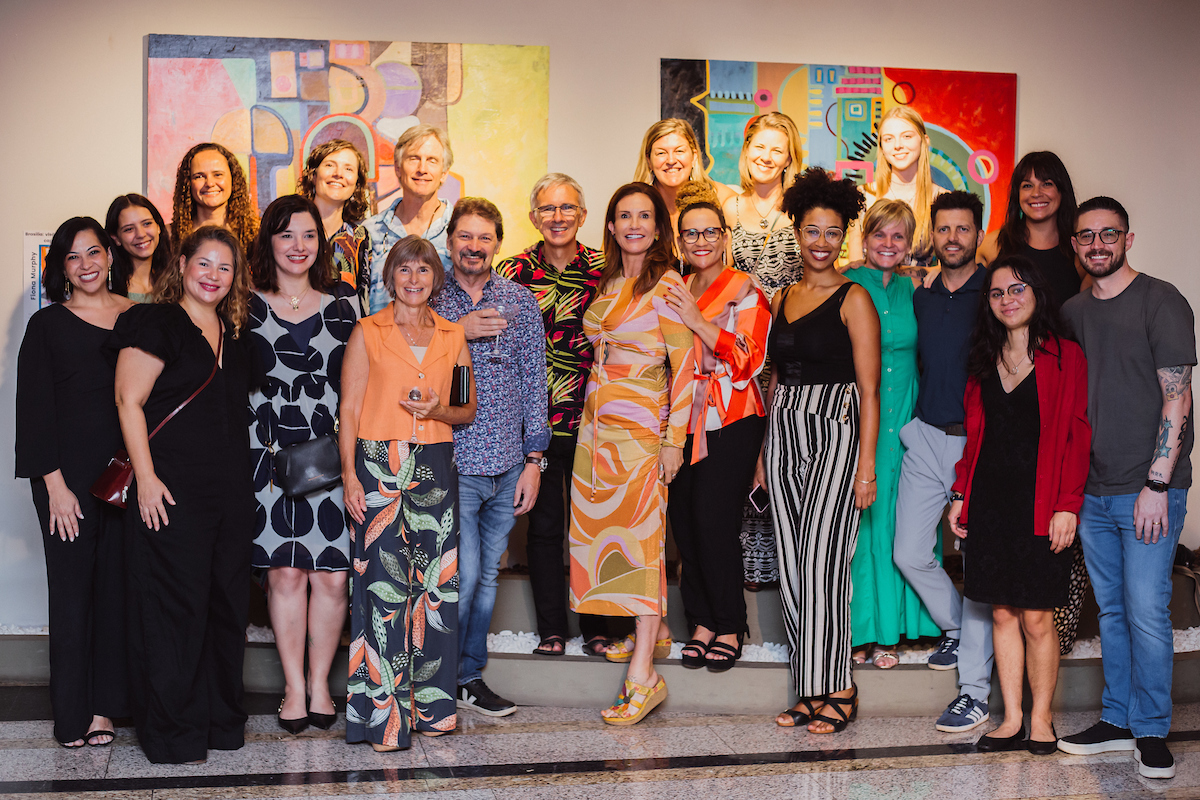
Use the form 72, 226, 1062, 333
749, 193, 781, 230
286, 286, 310, 310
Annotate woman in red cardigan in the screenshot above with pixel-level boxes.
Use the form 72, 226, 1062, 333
948, 254, 1090, 756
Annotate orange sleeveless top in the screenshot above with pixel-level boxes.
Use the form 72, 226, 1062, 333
356, 304, 466, 443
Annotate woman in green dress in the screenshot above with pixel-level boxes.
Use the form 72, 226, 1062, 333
844, 200, 941, 668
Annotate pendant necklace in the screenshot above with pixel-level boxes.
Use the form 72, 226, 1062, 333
750, 193, 780, 230
287, 287, 310, 311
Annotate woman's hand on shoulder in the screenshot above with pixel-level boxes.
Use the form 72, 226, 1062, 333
664, 283, 705, 331
137, 473, 175, 532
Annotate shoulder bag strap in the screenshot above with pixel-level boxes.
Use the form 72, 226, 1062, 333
148, 322, 223, 441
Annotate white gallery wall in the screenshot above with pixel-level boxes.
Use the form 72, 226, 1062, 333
0, 0, 1197, 624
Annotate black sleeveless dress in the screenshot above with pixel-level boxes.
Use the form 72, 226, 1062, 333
963, 368, 1071, 608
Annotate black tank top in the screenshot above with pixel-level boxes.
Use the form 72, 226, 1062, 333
769, 282, 856, 386
1020, 241, 1080, 310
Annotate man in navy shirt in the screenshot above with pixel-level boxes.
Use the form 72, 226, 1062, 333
893, 191, 995, 732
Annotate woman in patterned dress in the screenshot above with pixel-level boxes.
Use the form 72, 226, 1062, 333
723, 113, 806, 590
568, 183, 695, 725
340, 234, 475, 751
247, 195, 359, 734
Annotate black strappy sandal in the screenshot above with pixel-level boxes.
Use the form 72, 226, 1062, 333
775, 695, 827, 727
533, 635, 566, 657
706, 633, 744, 673
680, 638, 710, 669
582, 635, 610, 657
808, 685, 858, 734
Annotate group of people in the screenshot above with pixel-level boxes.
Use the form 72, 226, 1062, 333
16, 110, 1193, 782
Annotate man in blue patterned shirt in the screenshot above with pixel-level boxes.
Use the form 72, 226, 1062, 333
430, 197, 550, 717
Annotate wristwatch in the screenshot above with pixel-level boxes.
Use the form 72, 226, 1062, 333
1145, 479, 1169, 493
525, 455, 548, 473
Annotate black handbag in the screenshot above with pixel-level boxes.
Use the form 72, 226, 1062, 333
272, 434, 342, 497
449, 365, 470, 406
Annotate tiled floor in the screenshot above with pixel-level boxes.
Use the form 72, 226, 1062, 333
0, 688, 1195, 798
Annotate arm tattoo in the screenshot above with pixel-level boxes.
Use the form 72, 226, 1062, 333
1180, 414, 1190, 444
1154, 416, 1174, 461
1158, 365, 1192, 402
895, 267, 929, 279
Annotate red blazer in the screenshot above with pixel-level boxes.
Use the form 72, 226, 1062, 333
952, 337, 1091, 536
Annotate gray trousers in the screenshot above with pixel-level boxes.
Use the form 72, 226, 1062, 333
893, 418, 994, 703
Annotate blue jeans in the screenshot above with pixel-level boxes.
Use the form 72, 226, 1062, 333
1078, 489, 1186, 738
457, 463, 523, 684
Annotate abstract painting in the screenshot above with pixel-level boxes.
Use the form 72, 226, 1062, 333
147, 35, 549, 254
661, 60, 1016, 230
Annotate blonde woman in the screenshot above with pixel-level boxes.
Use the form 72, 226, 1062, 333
634, 119, 735, 229
845, 107, 945, 267
722, 112, 806, 590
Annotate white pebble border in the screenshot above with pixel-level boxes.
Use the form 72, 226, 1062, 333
4, 625, 1199, 661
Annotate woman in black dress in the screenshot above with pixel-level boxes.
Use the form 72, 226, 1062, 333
16, 217, 133, 747
948, 255, 1091, 755
112, 225, 255, 764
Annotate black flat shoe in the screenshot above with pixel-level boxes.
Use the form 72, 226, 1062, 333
307, 710, 337, 730
1028, 724, 1057, 755
278, 700, 309, 735
976, 728, 1026, 752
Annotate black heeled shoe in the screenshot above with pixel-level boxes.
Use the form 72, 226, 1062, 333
307, 710, 337, 730
808, 685, 858, 734
278, 700, 309, 735
680, 638, 711, 669
976, 725, 1026, 752
706, 633, 745, 673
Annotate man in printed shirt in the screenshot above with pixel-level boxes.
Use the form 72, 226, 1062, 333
496, 173, 613, 658
430, 197, 550, 717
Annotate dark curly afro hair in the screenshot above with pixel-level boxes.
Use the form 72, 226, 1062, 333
781, 167, 865, 229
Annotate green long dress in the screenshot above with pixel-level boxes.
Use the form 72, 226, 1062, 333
844, 267, 942, 647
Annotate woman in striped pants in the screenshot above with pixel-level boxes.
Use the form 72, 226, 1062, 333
755, 168, 880, 734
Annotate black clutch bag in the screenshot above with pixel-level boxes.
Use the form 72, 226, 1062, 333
273, 434, 342, 497
449, 365, 470, 406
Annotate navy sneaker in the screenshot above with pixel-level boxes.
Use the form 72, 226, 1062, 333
927, 636, 959, 670
1056, 720, 1135, 755
935, 693, 989, 732
457, 678, 517, 717
1135, 737, 1175, 779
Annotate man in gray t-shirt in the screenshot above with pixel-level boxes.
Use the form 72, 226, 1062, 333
1057, 197, 1195, 780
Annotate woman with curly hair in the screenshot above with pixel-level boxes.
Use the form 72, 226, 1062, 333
298, 139, 373, 241
110, 224, 256, 763
105, 194, 172, 302
170, 142, 259, 256
757, 168, 880, 734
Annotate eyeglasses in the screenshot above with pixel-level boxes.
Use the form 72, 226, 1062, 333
799, 226, 845, 244
680, 227, 723, 244
988, 283, 1028, 301
1073, 228, 1125, 245
534, 203, 581, 219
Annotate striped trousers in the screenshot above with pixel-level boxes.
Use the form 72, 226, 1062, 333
766, 383, 861, 698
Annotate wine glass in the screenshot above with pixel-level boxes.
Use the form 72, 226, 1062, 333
406, 387, 422, 443
490, 303, 518, 362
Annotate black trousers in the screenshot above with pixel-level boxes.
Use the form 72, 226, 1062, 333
125, 475, 253, 764
668, 415, 766, 635
32, 480, 128, 744
526, 435, 607, 640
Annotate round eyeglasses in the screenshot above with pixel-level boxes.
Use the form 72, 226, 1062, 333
680, 227, 723, 244
799, 226, 845, 244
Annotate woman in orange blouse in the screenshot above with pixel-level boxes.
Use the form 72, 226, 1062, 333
665, 183, 771, 671
568, 183, 695, 726
339, 235, 475, 751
